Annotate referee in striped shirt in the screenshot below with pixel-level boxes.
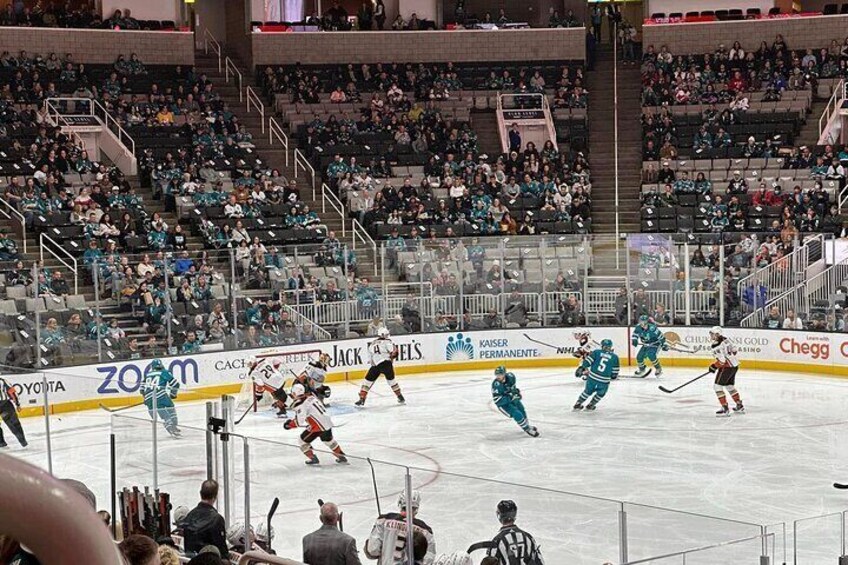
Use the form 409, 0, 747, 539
487, 500, 544, 565
0, 377, 27, 448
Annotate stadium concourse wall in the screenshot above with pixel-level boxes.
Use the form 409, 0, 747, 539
10, 326, 845, 418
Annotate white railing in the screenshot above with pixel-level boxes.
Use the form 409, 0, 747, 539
352, 218, 376, 273
818, 79, 845, 144
294, 148, 316, 200
225, 56, 244, 102
805, 255, 848, 305
39, 233, 79, 295
246, 86, 265, 133
736, 234, 821, 306
44, 97, 136, 156
0, 196, 27, 253
839, 184, 848, 214
268, 116, 289, 167
281, 304, 332, 340
43, 99, 87, 152
321, 183, 346, 236
495, 93, 508, 152
202, 27, 223, 73
740, 283, 807, 328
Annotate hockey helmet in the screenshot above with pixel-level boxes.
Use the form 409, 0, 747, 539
377, 327, 390, 338
573, 330, 590, 340
638, 314, 650, 326
494, 365, 507, 377
272, 358, 282, 369
290, 383, 307, 399
398, 490, 421, 511
496, 499, 518, 524
318, 352, 331, 365
255, 522, 275, 544
172, 505, 190, 526
226, 522, 255, 547
710, 325, 723, 339
601, 339, 614, 351
433, 552, 473, 565
150, 359, 164, 371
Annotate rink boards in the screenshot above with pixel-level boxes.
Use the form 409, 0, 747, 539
10, 326, 847, 417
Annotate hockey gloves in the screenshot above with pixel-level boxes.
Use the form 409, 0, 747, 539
283, 419, 297, 430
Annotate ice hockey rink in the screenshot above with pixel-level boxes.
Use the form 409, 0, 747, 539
7, 366, 848, 564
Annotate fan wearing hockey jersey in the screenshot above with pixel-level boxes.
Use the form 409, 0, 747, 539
284, 384, 348, 465
573, 339, 620, 411
140, 359, 181, 438
248, 358, 289, 417
365, 491, 436, 565
487, 500, 544, 565
492, 366, 539, 437
572, 331, 599, 380
708, 326, 744, 417
632, 315, 668, 377
356, 327, 405, 407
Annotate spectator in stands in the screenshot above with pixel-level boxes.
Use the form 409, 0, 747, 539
782, 308, 804, 330
0, 230, 19, 261
508, 123, 522, 153
744, 279, 769, 312
182, 480, 229, 557
302, 501, 362, 565
119, 534, 160, 565
504, 290, 528, 326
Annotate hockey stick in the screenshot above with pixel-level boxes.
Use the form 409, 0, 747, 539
367, 458, 382, 516
618, 367, 653, 379
99, 401, 145, 413
467, 540, 496, 554
663, 331, 702, 354
267, 497, 279, 554
833, 483, 848, 489
522, 333, 568, 353
658, 371, 711, 394
234, 400, 254, 425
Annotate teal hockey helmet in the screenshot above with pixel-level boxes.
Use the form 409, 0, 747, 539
601, 339, 614, 351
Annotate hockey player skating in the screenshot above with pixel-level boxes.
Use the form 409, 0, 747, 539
284, 383, 348, 465
708, 326, 745, 417
573, 339, 620, 412
487, 500, 544, 565
356, 327, 405, 407
365, 490, 436, 565
492, 366, 539, 437
572, 331, 599, 380
632, 315, 668, 377
247, 358, 289, 417
140, 359, 181, 438
0, 376, 27, 448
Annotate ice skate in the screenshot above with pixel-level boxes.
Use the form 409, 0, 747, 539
305, 455, 320, 465
355, 397, 366, 407
716, 407, 731, 417
733, 404, 745, 414
585, 404, 597, 411
397, 394, 406, 405
573, 403, 584, 411
525, 426, 540, 437
335, 455, 349, 464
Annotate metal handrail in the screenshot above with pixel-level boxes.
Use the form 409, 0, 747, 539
39, 233, 79, 295
246, 86, 265, 133
281, 304, 332, 341
293, 149, 316, 200
268, 116, 289, 167
321, 183, 346, 236
202, 27, 223, 73
352, 218, 377, 278
91, 99, 136, 155
0, 196, 27, 253
225, 56, 244, 102
792, 510, 847, 564
621, 533, 775, 565
818, 79, 844, 143
43, 99, 87, 152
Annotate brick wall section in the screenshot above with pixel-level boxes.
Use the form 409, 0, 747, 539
251, 28, 585, 66
0, 28, 194, 65
642, 14, 848, 54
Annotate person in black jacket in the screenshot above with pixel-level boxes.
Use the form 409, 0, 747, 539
181, 480, 228, 557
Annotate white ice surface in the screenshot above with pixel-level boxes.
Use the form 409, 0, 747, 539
6, 367, 848, 564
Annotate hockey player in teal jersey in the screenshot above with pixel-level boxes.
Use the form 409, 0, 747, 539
140, 359, 182, 438
492, 366, 540, 437
632, 314, 669, 377
573, 340, 620, 411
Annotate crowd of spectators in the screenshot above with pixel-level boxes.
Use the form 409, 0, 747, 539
0, 2, 177, 29
639, 36, 848, 108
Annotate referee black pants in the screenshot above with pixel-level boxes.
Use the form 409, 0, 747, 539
0, 400, 26, 446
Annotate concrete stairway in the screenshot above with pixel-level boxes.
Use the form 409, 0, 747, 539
586, 44, 642, 236
471, 109, 504, 157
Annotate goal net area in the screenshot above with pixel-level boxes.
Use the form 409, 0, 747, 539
234, 348, 323, 413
